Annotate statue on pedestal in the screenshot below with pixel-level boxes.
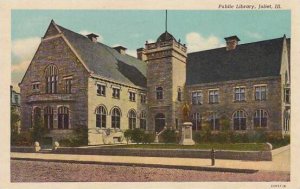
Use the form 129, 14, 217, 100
179, 102, 195, 145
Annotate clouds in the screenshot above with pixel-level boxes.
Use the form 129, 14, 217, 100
185, 32, 224, 53
126, 49, 137, 57
245, 31, 263, 40
11, 37, 40, 91
12, 37, 40, 60
79, 30, 104, 42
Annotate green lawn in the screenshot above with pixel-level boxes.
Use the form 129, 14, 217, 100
110, 143, 270, 151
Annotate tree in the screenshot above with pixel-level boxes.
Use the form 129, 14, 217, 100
11, 107, 20, 144
31, 115, 48, 142
124, 129, 133, 144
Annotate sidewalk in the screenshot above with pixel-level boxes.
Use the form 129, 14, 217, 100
11, 145, 290, 173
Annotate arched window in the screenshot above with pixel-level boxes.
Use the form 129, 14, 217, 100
111, 107, 121, 129
58, 106, 69, 129
45, 65, 58, 94
96, 106, 106, 128
209, 112, 220, 130
156, 87, 163, 100
254, 109, 268, 128
233, 110, 247, 130
33, 107, 41, 127
128, 109, 136, 130
155, 113, 165, 132
44, 106, 54, 129
140, 111, 147, 130
192, 112, 201, 131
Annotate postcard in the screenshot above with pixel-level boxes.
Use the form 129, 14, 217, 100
0, 0, 299, 189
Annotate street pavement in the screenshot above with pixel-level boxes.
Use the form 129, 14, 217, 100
10, 145, 290, 173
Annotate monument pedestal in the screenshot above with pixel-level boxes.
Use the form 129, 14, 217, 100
179, 122, 195, 145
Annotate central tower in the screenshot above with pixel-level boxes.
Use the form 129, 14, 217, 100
142, 31, 187, 132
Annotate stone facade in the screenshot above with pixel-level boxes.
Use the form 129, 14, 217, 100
144, 34, 187, 132
20, 23, 90, 141
187, 77, 282, 132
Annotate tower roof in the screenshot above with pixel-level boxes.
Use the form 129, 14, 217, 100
156, 31, 176, 42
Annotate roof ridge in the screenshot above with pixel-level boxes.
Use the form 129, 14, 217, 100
188, 37, 284, 55
57, 24, 141, 63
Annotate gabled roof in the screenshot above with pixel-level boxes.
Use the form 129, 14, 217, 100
56, 24, 147, 88
186, 37, 286, 85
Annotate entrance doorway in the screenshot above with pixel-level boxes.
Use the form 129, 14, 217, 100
155, 113, 165, 132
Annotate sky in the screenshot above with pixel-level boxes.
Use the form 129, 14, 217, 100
11, 10, 291, 91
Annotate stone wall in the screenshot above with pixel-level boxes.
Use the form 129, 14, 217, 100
49, 147, 272, 161
187, 76, 282, 131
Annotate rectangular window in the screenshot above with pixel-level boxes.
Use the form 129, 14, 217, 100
97, 84, 106, 96
32, 82, 40, 93
284, 88, 290, 104
192, 91, 203, 105
129, 92, 136, 102
209, 90, 219, 104
234, 87, 245, 101
255, 86, 267, 100
141, 94, 146, 103
65, 79, 72, 93
112, 88, 120, 99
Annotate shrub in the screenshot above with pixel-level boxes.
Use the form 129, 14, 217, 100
200, 122, 212, 143
142, 133, 155, 144
266, 132, 283, 143
161, 129, 177, 143
11, 106, 20, 145
124, 129, 133, 144
13, 132, 33, 146
58, 127, 88, 147
220, 116, 230, 132
31, 116, 48, 142
193, 131, 201, 143
131, 128, 145, 144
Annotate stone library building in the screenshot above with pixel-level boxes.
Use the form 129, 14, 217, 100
19, 20, 290, 145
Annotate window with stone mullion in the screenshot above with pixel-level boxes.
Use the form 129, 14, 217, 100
235, 88, 245, 101
255, 86, 266, 100
192, 92, 202, 105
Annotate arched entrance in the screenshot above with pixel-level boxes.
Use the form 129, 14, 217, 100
155, 113, 165, 132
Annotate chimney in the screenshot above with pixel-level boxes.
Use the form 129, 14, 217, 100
137, 48, 146, 61
113, 46, 127, 55
86, 33, 99, 42
224, 35, 240, 51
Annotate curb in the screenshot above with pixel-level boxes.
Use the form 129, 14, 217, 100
11, 157, 258, 174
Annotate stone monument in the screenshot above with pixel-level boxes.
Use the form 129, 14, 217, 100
179, 122, 195, 145
179, 103, 195, 145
